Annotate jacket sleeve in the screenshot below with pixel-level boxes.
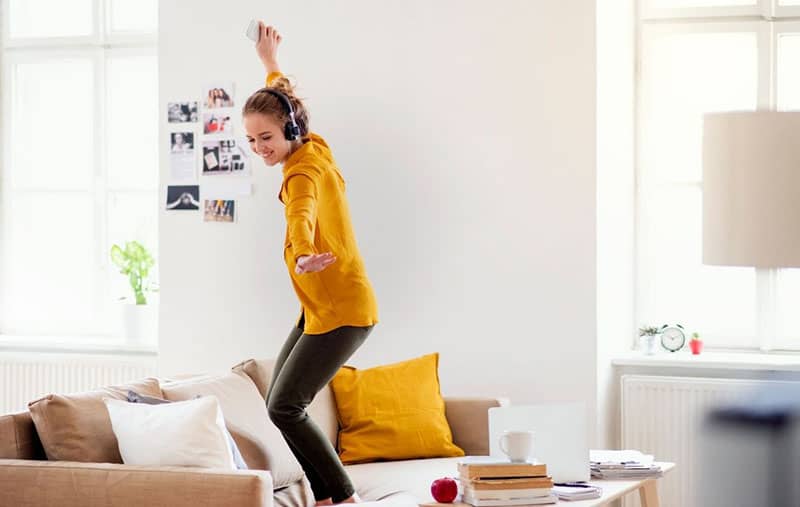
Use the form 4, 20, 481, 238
284, 171, 318, 260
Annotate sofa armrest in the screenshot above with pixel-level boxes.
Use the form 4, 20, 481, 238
444, 397, 510, 456
0, 459, 273, 507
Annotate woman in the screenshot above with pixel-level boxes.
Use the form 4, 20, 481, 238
242, 22, 378, 506
170, 132, 192, 153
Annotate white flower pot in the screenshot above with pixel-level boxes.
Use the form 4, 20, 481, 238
121, 303, 158, 348
639, 335, 658, 355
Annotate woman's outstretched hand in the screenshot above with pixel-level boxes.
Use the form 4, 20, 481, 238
295, 253, 337, 275
256, 21, 282, 71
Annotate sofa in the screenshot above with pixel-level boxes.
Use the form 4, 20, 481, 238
0, 357, 507, 507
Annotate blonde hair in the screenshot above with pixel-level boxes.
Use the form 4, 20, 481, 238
242, 75, 310, 137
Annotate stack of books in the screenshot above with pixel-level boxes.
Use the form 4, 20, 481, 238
589, 450, 663, 479
457, 457, 557, 506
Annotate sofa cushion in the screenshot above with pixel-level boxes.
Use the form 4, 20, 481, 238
273, 475, 315, 507
105, 396, 236, 469
233, 358, 339, 449
331, 353, 465, 464
27, 378, 162, 463
0, 411, 45, 460
0, 459, 273, 507
346, 456, 465, 503
232, 358, 274, 399
127, 390, 248, 470
274, 476, 418, 507
161, 370, 304, 488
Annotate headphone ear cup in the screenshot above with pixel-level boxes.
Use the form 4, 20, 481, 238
284, 121, 301, 141
284, 122, 297, 141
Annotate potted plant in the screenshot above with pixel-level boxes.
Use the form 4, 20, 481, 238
110, 241, 158, 346
689, 332, 703, 355
638, 324, 665, 355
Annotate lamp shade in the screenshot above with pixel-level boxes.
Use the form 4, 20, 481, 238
703, 111, 800, 268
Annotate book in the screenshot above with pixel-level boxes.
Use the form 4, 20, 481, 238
461, 493, 558, 506
462, 486, 553, 500
590, 469, 663, 479
458, 461, 548, 480
461, 477, 554, 490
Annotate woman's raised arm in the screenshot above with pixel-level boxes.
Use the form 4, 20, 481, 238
255, 21, 282, 78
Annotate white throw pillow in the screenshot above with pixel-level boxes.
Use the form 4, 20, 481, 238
103, 395, 236, 470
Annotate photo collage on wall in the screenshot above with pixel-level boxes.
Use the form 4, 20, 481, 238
166, 83, 252, 224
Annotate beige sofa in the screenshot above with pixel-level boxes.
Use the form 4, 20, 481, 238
0, 357, 506, 507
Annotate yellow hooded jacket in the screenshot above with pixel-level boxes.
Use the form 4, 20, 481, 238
268, 72, 379, 334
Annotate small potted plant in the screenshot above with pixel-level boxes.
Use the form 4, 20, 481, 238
638, 324, 665, 355
689, 332, 703, 355
110, 241, 158, 346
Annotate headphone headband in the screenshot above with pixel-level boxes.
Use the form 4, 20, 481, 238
263, 88, 302, 141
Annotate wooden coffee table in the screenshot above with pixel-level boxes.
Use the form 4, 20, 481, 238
420, 462, 674, 507
563, 462, 674, 506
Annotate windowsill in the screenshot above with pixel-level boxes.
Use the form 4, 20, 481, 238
0, 335, 158, 357
612, 349, 800, 372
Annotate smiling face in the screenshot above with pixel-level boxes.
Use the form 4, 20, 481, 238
243, 113, 292, 166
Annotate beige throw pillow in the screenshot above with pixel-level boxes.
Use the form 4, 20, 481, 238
233, 358, 339, 450
161, 370, 304, 488
27, 378, 162, 463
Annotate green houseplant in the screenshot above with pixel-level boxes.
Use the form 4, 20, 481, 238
638, 324, 666, 355
110, 241, 158, 346
110, 241, 157, 305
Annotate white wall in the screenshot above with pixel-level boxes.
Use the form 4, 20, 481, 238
159, 0, 597, 435
596, 0, 635, 449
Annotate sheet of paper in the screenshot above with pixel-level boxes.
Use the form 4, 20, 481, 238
589, 449, 654, 465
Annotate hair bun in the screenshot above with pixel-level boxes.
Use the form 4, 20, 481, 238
270, 75, 295, 97
242, 75, 310, 137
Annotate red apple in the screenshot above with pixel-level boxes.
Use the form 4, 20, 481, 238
431, 477, 458, 503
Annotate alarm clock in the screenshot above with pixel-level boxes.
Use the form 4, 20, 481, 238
660, 325, 686, 352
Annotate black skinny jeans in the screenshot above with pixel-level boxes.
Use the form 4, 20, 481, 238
266, 314, 372, 502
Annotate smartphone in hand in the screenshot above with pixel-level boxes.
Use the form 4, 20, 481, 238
246, 19, 260, 42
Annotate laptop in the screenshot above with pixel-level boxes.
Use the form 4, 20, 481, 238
488, 402, 589, 482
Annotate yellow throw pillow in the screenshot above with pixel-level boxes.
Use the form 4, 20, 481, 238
330, 352, 465, 464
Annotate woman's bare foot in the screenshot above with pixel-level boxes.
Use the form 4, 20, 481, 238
336, 493, 362, 504
315, 499, 333, 506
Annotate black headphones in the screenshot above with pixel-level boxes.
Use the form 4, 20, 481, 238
262, 88, 302, 141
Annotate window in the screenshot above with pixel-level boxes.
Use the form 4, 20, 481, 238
636, 1, 800, 350
0, 0, 158, 341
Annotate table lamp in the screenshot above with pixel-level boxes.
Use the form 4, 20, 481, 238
702, 111, 800, 349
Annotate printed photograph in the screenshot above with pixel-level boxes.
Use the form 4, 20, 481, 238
170, 132, 194, 153
202, 139, 247, 175
203, 112, 233, 135
203, 199, 236, 223
165, 185, 200, 210
204, 84, 234, 108
167, 101, 198, 123
169, 132, 195, 181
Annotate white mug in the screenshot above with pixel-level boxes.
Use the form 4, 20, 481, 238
498, 430, 534, 463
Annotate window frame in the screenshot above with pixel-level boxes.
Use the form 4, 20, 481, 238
0, 0, 157, 346
635, 2, 800, 351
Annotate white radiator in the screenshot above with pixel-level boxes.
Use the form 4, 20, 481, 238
0, 353, 157, 414
620, 374, 800, 507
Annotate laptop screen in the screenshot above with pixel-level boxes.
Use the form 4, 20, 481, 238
488, 402, 590, 482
